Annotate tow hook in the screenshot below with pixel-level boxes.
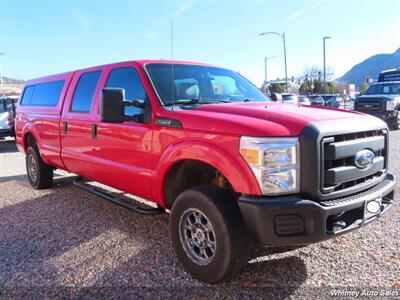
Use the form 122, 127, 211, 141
331, 220, 346, 232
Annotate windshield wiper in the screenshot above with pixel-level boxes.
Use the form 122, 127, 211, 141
163, 99, 200, 106
243, 98, 262, 102
164, 98, 230, 106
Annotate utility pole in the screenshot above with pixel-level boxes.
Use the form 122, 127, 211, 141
323, 36, 331, 92
259, 32, 288, 92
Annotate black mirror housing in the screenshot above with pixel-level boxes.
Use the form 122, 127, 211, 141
100, 88, 126, 123
100, 88, 146, 123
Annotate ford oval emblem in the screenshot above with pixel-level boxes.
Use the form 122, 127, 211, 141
354, 149, 375, 169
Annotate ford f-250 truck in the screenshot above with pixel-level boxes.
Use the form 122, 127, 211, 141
15, 60, 395, 283
355, 68, 400, 129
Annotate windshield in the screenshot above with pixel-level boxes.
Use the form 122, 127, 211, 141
365, 83, 400, 95
309, 96, 323, 101
282, 95, 298, 101
298, 96, 309, 102
321, 95, 336, 101
145, 63, 268, 105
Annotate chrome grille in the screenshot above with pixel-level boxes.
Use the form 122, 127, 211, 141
321, 130, 387, 194
355, 99, 384, 112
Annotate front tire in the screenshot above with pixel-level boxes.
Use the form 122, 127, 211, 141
389, 113, 400, 130
26, 146, 53, 189
170, 186, 248, 283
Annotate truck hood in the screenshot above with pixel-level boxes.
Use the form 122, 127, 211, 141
168, 102, 371, 136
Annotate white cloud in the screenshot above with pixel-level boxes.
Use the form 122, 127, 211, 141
284, 1, 323, 23
173, 0, 196, 18
72, 12, 91, 32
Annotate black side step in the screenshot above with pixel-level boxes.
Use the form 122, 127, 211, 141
73, 177, 164, 215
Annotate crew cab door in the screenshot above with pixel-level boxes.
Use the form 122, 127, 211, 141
60, 67, 104, 179
88, 64, 154, 200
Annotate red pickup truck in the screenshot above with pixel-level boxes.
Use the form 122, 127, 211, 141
15, 60, 395, 282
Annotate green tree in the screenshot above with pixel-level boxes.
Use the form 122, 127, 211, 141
326, 82, 337, 94
268, 83, 285, 93
360, 82, 369, 93
313, 80, 323, 94
299, 79, 324, 94
299, 81, 312, 94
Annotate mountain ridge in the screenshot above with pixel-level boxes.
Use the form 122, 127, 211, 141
1, 76, 25, 84
338, 48, 400, 89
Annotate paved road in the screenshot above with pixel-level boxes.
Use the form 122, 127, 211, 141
0, 133, 399, 299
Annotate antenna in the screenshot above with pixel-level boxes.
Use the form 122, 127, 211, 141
170, 17, 175, 104
170, 17, 174, 60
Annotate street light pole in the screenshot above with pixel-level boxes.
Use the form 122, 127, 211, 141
259, 32, 288, 92
264, 57, 268, 83
263, 55, 281, 94
264, 55, 281, 83
283, 32, 288, 93
323, 36, 331, 92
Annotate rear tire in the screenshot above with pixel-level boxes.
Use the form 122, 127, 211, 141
26, 146, 53, 189
170, 186, 248, 283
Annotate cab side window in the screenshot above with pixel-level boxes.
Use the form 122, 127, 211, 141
105, 67, 148, 120
70, 71, 102, 113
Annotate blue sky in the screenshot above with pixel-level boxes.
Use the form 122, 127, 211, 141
1, 0, 399, 86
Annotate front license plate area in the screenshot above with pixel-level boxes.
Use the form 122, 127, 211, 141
364, 197, 382, 220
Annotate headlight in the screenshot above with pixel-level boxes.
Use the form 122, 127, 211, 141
240, 136, 300, 195
386, 99, 398, 111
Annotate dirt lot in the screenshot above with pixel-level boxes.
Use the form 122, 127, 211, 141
0, 133, 399, 299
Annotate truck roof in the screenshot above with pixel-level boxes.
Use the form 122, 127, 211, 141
23, 60, 219, 86
370, 81, 400, 85
378, 67, 400, 82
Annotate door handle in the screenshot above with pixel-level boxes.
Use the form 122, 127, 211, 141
63, 122, 68, 134
91, 124, 97, 139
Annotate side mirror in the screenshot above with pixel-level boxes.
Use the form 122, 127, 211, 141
100, 88, 145, 123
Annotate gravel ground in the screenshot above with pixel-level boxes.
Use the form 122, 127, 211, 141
0, 132, 399, 299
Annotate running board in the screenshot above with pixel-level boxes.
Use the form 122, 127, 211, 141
73, 177, 164, 215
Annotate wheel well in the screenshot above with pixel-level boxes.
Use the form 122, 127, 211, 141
24, 133, 36, 151
163, 160, 234, 209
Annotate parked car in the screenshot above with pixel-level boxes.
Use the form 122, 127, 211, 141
308, 95, 325, 106
281, 93, 298, 104
270, 92, 283, 102
15, 60, 395, 283
298, 95, 311, 105
354, 68, 400, 129
321, 94, 342, 108
340, 95, 355, 110
0, 96, 17, 139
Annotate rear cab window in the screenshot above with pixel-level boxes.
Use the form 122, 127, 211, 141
20, 81, 64, 106
20, 86, 35, 106
17, 72, 74, 116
